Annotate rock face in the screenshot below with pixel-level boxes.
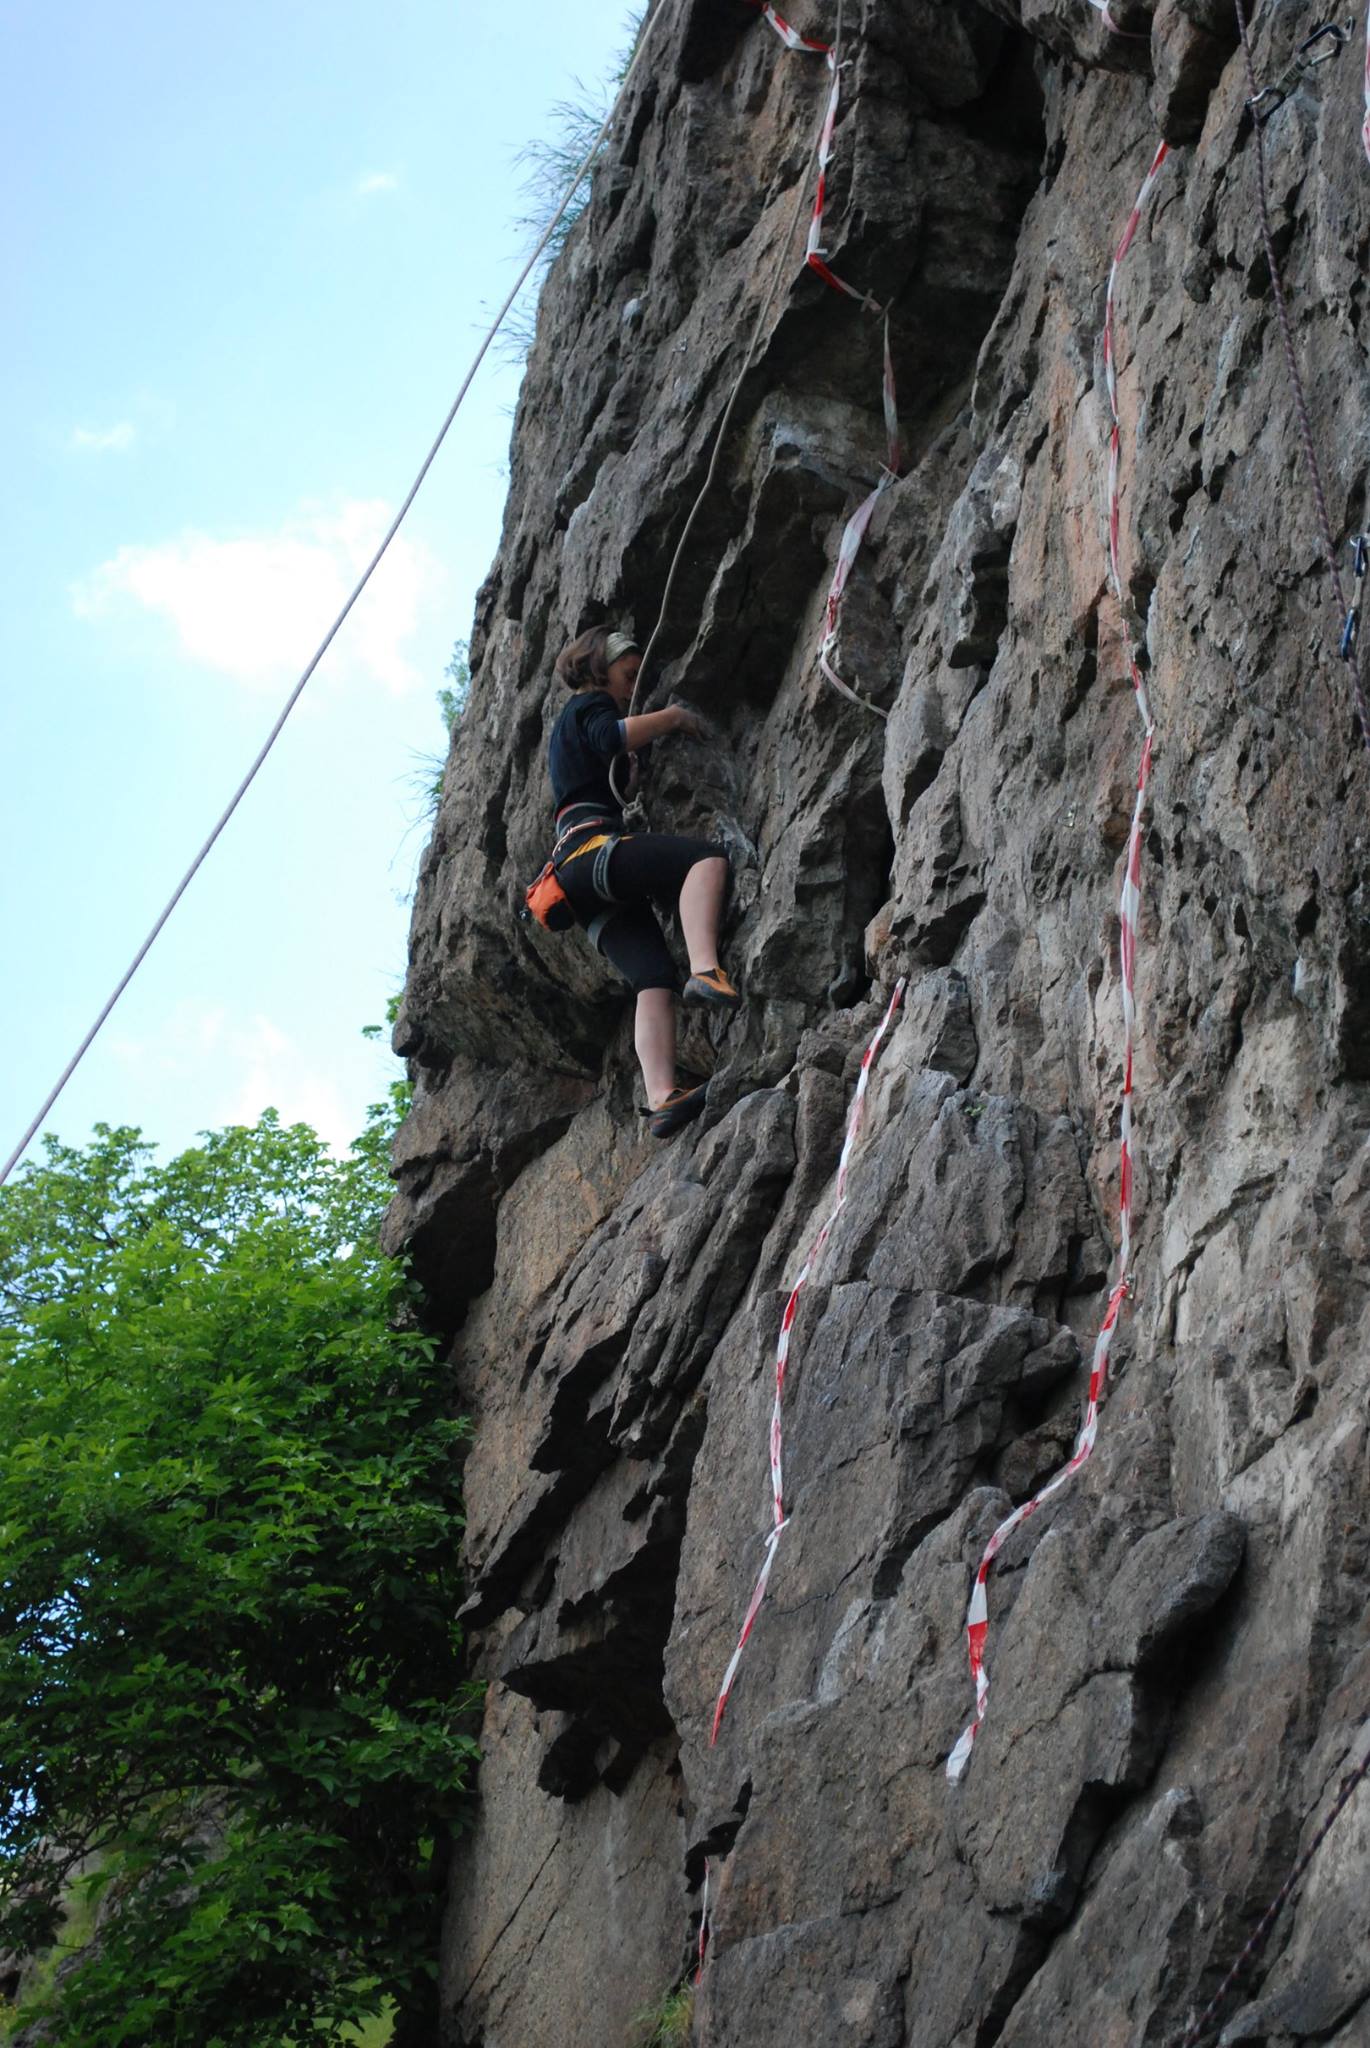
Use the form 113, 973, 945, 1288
385, 1, 1370, 2041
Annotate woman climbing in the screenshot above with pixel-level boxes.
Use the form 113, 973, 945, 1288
547, 625, 741, 1138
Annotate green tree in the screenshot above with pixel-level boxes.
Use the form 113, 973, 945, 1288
0, 1108, 476, 2047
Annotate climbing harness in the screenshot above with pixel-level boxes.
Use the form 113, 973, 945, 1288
0, 0, 671, 1188
1232, 0, 1370, 750
1246, 18, 1351, 124
522, 811, 625, 929
711, 976, 906, 1744
947, 136, 1167, 1783
1176, 1724, 1370, 2046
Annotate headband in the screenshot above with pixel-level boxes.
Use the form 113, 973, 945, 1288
604, 631, 639, 666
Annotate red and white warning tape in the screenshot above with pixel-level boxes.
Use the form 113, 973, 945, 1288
745, 0, 899, 715
946, 138, 1167, 1783
818, 477, 894, 712
695, 1858, 711, 1982
806, 56, 882, 309
1104, 137, 1169, 735
749, 0, 831, 53
818, 319, 902, 716
882, 316, 903, 475
712, 977, 906, 1744
806, 54, 902, 713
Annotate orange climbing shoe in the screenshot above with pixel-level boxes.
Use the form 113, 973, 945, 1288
646, 1083, 709, 1139
683, 966, 742, 1011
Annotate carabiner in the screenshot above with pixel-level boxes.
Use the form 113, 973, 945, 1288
1247, 18, 1352, 123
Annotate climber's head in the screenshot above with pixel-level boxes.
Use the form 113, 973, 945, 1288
554, 626, 641, 711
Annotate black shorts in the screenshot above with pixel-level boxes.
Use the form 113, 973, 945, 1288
559, 832, 723, 994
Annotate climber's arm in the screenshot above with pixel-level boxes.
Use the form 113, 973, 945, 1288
622, 704, 704, 749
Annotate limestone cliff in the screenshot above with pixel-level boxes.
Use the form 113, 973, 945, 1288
385, 1, 1370, 2040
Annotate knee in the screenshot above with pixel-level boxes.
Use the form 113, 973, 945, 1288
692, 851, 729, 881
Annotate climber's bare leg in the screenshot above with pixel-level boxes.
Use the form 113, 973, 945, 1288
679, 856, 729, 976
635, 988, 678, 1109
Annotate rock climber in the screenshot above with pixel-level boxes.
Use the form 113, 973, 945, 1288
547, 624, 741, 1138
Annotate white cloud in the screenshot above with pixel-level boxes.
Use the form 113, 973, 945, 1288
71, 421, 136, 452
356, 170, 400, 194
72, 497, 443, 697
110, 1003, 360, 1155
221, 1017, 357, 1155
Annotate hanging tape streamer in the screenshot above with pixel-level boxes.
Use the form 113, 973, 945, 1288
695, 1859, 711, 1983
807, 52, 884, 309
947, 138, 1166, 1783
817, 318, 902, 717
712, 978, 906, 1744
746, 0, 902, 710
804, 41, 902, 714
749, 0, 832, 53
1105, 139, 1168, 729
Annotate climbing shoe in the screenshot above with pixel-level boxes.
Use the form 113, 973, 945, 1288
645, 1083, 709, 1139
683, 966, 742, 1011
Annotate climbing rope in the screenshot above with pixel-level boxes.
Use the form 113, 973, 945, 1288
609, 9, 842, 814
614, 0, 893, 798
1363, 0, 1370, 160
1232, 0, 1370, 751
711, 976, 906, 1744
0, 0, 668, 1189
1176, 1724, 1370, 2046
948, 136, 1166, 1782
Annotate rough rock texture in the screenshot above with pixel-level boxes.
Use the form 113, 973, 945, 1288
386, 0, 1370, 2041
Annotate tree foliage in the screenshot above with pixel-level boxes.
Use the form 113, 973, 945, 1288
0, 1108, 475, 2046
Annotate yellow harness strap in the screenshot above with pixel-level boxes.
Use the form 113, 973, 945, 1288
557, 832, 612, 867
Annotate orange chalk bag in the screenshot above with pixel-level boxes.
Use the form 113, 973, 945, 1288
523, 862, 576, 931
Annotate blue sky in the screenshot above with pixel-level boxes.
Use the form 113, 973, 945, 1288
3, 1, 638, 1167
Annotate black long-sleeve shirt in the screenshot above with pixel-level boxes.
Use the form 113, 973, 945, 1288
547, 689, 627, 819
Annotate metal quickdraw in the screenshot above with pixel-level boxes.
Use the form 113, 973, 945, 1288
1340, 533, 1367, 659
1247, 18, 1351, 123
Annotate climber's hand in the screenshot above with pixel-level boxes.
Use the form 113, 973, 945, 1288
669, 704, 707, 740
